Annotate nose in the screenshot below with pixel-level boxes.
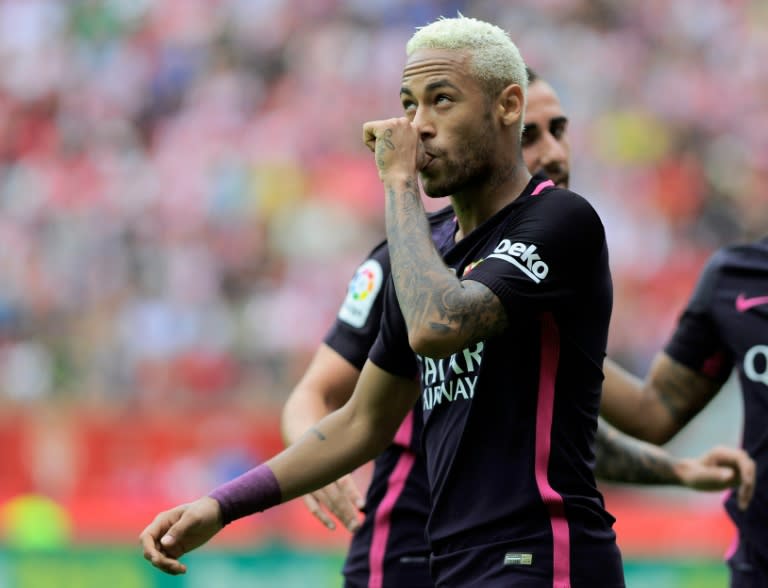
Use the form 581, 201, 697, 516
412, 106, 436, 140
540, 132, 568, 166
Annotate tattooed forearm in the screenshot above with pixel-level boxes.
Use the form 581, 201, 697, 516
384, 178, 507, 352
309, 427, 326, 441
594, 420, 677, 485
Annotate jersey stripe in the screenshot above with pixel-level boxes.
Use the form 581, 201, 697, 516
368, 409, 417, 588
532, 179, 555, 195
534, 313, 571, 587
724, 517, 739, 561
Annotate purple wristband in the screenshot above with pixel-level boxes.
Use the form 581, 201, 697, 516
208, 463, 282, 526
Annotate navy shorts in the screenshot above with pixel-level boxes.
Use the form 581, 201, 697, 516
343, 555, 433, 588
728, 535, 768, 588
429, 537, 625, 587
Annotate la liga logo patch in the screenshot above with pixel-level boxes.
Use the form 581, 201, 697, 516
338, 259, 384, 328
350, 265, 378, 301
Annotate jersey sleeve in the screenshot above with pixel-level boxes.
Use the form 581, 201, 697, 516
663, 250, 734, 382
368, 277, 419, 380
323, 241, 391, 370
462, 189, 608, 319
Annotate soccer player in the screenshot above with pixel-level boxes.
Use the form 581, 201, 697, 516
358, 17, 622, 584
138, 17, 747, 587
279, 67, 754, 588
600, 241, 768, 587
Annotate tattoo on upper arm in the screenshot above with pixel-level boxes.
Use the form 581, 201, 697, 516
440, 280, 508, 339
653, 361, 720, 426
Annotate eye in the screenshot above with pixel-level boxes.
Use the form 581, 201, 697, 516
521, 125, 540, 147
402, 99, 416, 114
550, 119, 568, 140
435, 94, 452, 105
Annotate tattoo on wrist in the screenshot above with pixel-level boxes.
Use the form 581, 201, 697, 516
310, 427, 326, 441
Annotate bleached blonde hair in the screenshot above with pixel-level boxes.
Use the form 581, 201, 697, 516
406, 15, 528, 100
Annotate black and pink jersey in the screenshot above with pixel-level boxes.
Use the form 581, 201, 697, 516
664, 237, 768, 566
325, 206, 455, 588
370, 177, 624, 587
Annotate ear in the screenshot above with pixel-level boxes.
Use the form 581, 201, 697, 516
497, 84, 524, 127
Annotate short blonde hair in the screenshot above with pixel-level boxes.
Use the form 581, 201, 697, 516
406, 15, 528, 100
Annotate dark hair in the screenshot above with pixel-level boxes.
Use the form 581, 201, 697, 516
526, 66, 538, 84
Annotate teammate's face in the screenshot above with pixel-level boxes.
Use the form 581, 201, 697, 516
400, 48, 499, 198
522, 80, 570, 188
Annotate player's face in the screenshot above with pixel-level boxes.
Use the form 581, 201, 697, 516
400, 48, 499, 198
522, 80, 570, 188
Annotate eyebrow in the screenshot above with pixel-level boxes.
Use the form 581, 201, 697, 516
400, 79, 461, 97
524, 116, 569, 133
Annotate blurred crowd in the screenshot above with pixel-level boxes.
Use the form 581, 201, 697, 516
0, 0, 766, 409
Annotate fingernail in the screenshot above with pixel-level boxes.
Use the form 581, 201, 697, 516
161, 534, 174, 546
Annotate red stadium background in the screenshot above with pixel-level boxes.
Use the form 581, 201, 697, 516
0, 0, 763, 586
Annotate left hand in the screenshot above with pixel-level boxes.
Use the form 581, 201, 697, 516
139, 496, 223, 575
363, 118, 426, 180
676, 445, 755, 510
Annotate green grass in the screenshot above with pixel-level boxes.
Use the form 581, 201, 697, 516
0, 544, 728, 588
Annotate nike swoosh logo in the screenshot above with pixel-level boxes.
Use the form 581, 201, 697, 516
735, 293, 768, 312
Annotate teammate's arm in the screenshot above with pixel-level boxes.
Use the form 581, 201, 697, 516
280, 344, 365, 532
281, 344, 360, 443
594, 418, 754, 509
140, 362, 420, 575
601, 354, 722, 444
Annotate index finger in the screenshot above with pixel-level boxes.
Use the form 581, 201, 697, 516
139, 515, 189, 575
363, 121, 379, 152
708, 446, 756, 510
734, 453, 756, 510
140, 529, 188, 575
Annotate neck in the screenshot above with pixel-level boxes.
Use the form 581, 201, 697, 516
452, 163, 531, 242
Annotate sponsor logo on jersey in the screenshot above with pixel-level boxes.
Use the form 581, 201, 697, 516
744, 344, 768, 387
487, 240, 549, 283
337, 259, 384, 328
735, 293, 768, 313
418, 342, 484, 411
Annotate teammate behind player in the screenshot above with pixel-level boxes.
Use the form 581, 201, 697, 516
601, 240, 768, 587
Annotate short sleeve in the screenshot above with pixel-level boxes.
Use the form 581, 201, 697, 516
368, 277, 419, 380
323, 241, 390, 370
664, 251, 734, 382
463, 189, 608, 318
